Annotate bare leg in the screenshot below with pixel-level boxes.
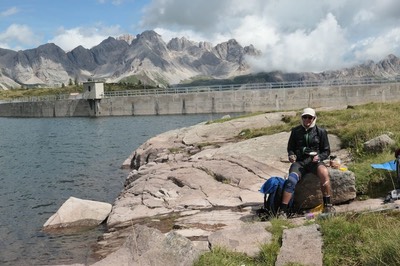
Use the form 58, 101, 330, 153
317, 164, 335, 213
317, 164, 331, 196
281, 191, 293, 204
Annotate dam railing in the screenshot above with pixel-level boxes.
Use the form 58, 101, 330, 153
104, 76, 400, 97
3, 76, 400, 103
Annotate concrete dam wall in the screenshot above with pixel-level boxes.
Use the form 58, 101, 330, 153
1, 83, 400, 117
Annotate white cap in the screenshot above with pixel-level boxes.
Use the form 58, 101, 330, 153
301, 107, 316, 117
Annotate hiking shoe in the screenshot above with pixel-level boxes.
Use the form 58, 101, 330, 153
277, 211, 288, 219
322, 204, 335, 214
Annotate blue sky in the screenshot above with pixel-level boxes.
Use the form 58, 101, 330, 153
1, 0, 400, 73
0, 0, 146, 51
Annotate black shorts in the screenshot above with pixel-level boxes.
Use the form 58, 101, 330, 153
289, 160, 325, 179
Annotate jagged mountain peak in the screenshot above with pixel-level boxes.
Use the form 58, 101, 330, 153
24, 43, 68, 63
71, 45, 89, 53
94, 36, 127, 48
244, 44, 261, 56
135, 30, 164, 43
199, 41, 213, 50
167, 37, 197, 51
29, 43, 65, 56
37, 42, 59, 49
214, 38, 246, 63
384, 54, 398, 61
90, 37, 129, 66
117, 34, 135, 44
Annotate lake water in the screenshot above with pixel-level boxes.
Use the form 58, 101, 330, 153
0, 114, 222, 265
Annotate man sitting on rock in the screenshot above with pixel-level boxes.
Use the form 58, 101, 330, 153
279, 107, 333, 217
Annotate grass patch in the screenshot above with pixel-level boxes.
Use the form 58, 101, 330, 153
238, 124, 293, 139
167, 147, 184, 154
0, 83, 161, 100
205, 111, 265, 124
0, 86, 84, 99
319, 211, 400, 265
194, 246, 255, 266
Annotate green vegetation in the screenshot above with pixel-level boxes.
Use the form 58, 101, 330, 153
319, 211, 400, 265
0, 86, 84, 100
104, 82, 157, 91
176, 71, 289, 87
0, 82, 160, 100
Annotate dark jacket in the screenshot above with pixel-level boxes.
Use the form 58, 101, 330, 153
287, 125, 330, 162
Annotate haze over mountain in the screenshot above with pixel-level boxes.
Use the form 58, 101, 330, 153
0, 30, 399, 90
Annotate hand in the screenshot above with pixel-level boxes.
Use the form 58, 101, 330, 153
312, 155, 320, 163
289, 155, 297, 163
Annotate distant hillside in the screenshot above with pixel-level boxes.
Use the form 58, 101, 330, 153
178, 55, 400, 87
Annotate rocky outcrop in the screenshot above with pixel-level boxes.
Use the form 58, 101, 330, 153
363, 133, 396, 153
91, 111, 357, 262
92, 224, 201, 266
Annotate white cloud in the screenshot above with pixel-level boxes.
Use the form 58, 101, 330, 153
353, 28, 400, 62
0, 24, 41, 50
1, 7, 19, 17
248, 13, 350, 73
49, 25, 122, 51
141, 0, 232, 33
353, 9, 375, 25
154, 28, 205, 43
97, 0, 124, 5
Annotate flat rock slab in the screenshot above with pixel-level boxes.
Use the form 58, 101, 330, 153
207, 222, 272, 257
276, 224, 323, 266
335, 198, 400, 213
43, 196, 112, 230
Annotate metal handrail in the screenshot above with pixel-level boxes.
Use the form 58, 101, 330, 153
103, 76, 400, 97
3, 76, 400, 103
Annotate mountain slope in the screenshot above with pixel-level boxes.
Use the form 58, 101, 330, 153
0, 30, 259, 89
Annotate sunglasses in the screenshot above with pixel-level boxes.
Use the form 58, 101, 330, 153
302, 115, 314, 120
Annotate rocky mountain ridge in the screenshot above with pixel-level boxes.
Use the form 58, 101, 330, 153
0, 30, 400, 89
0, 30, 259, 89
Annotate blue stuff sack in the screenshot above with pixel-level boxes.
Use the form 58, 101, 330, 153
258, 176, 294, 218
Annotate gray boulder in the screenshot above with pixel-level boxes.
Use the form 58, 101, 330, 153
294, 169, 357, 209
364, 134, 395, 152
43, 197, 112, 230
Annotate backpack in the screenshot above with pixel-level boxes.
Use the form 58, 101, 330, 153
257, 176, 294, 219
